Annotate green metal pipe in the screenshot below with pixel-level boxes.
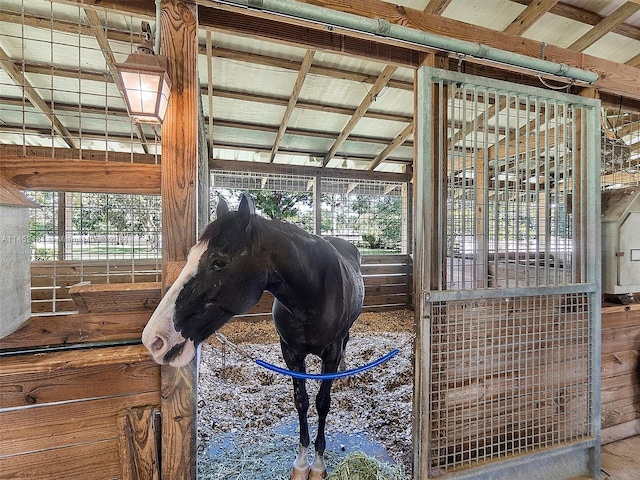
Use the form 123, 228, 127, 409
208, 0, 599, 84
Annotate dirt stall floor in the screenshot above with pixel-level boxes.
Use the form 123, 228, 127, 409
197, 309, 416, 477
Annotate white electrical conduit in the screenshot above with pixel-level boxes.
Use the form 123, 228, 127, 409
204, 0, 599, 84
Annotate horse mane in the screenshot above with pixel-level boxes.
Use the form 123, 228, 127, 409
198, 209, 318, 256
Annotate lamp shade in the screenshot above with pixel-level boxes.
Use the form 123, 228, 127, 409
116, 53, 171, 124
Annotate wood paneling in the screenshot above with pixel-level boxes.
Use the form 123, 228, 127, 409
0, 392, 159, 457
0, 345, 159, 409
0, 158, 161, 194
0, 439, 122, 480
0, 344, 161, 480
600, 303, 640, 445
69, 282, 162, 313
0, 311, 151, 351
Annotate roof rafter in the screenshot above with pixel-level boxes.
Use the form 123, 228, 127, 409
503, 0, 559, 36
367, 122, 413, 171
568, 1, 640, 52
0, 46, 78, 149
323, 65, 397, 166
270, 49, 315, 162
509, 0, 640, 40
423, 0, 453, 15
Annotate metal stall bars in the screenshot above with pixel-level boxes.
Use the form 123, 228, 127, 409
414, 67, 601, 479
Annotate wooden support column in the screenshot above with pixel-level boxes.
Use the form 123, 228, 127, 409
159, 2, 200, 479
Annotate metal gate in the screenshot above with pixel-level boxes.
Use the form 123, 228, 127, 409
414, 67, 601, 479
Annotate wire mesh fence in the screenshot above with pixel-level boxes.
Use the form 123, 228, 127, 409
0, 0, 161, 159
211, 170, 408, 255
427, 291, 592, 475
25, 191, 161, 314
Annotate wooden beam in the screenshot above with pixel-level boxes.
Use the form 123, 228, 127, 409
568, 1, 640, 52
423, 0, 452, 15
212, 86, 412, 123
281, 0, 640, 99
510, 0, 640, 41
270, 49, 315, 162
0, 145, 157, 163
0, 157, 160, 194
159, 1, 199, 479
83, 8, 151, 153
367, 122, 414, 171
0, 46, 77, 149
626, 53, 640, 68
503, 0, 559, 36
59, 0, 640, 98
198, 6, 421, 67
214, 118, 414, 147
323, 65, 397, 166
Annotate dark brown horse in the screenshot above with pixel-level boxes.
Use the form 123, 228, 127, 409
142, 193, 364, 479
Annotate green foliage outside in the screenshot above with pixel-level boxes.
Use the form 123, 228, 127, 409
214, 189, 404, 254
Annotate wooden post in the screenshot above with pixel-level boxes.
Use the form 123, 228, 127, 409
160, 2, 200, 479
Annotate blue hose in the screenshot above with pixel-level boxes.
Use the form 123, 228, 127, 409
255, 348, 400, 380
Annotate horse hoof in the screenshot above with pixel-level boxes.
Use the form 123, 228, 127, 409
290, 466, 310, 480
309, 468, 327, 480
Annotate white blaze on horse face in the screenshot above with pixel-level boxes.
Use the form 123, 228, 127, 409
141, 241, 208, 367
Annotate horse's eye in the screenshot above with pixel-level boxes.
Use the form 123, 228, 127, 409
210, 258, 227, 271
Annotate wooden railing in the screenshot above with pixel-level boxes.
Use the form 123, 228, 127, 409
30, 259, 161, 314
29, 254, 412, 316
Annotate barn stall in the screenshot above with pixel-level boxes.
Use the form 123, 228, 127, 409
0, 1, 639, 479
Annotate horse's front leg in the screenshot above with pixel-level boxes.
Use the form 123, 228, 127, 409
281, 342, 310, 480
310, 345, 343, 480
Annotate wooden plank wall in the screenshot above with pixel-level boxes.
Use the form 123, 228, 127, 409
29, 254, 412, 316
0, 290, 161, 480
600, 302, 640, 444
30, 259, 161, 314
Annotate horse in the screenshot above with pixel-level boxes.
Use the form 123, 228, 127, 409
141, 193, 365, 480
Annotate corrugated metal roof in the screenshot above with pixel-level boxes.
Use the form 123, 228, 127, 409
0, 0, 638, 176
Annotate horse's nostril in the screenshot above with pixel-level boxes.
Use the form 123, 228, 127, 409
151, 336, 164, 353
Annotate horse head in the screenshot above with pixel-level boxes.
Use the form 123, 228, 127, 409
142, 193, 268, 367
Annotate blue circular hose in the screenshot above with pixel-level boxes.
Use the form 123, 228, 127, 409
255, 348, 400, 380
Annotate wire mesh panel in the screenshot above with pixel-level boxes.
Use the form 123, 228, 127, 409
211, 170, 316, 231
211, 170, 408, 254
415, 68, 600, 479
0, 1, 161, 157
601, 106, 640, 189
26, 191, 161, 314
427, 290, 592, 475
320, 178, 407, 254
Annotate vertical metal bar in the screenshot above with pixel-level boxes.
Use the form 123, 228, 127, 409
543, 98, 551, 285
460, 84, 468, 288
483, 89, 491, 288
562, 103, 570, 285
444, 80, 452, 290
514, 95, 522, 287
524, 96, 532, 286
493, 90, 500, 288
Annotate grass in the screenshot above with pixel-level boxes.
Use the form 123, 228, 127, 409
197, 435, 408, 480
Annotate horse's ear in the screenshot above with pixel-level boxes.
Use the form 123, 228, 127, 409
216, 196, 229, 218
238, 193, 256, 229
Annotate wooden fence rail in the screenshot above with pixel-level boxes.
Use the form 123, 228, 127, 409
29, 254, 412, 316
